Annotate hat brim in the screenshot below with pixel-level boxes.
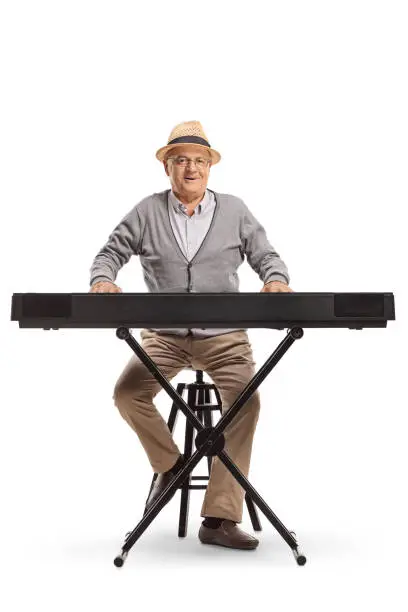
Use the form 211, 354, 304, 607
156, 143, 221, 165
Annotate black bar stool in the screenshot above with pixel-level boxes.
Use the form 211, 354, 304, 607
144, 366, 262, 537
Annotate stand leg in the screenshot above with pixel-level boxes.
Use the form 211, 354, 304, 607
178, 387, 196, 537
114, 445, 210, 567
216, 449, 306, 563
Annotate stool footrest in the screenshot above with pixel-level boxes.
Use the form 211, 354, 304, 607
195, 405, 221, 411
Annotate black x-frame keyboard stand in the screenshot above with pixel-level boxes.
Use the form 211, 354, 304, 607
113, 326, 307, 567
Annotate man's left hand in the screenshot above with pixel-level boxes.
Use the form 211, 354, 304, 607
261, 280, 294, 293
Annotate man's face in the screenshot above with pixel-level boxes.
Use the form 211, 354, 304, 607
164, 145, 212, 199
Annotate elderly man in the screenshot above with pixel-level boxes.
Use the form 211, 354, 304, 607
89, 120, 293, 550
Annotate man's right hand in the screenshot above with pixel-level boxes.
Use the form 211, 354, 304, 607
89, 281, 122, 293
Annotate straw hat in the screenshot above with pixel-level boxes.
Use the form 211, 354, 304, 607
156, 120, 221, 165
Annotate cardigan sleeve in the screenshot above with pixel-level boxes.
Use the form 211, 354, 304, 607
240, 201, 290, 285
89, 206, 143, 286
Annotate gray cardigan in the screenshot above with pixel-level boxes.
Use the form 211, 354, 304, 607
89, 188, 290, 337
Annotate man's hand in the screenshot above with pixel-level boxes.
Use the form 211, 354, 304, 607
261, 280, 294, 293
90, 281, 122, 293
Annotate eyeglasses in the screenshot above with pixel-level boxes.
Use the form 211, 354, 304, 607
167, 156, 211, 168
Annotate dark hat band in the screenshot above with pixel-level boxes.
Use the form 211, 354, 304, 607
168, 135, 210, 147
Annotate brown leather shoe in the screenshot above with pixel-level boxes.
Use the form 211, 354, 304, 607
199, 520, 259, 550
144, 455, 185, 514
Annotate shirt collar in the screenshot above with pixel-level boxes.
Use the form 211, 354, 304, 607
169, 188, 210, 215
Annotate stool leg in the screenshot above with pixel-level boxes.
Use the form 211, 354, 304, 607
202, 388, 214, 475
144, 383, 184, 507
197, 397, 206, 427
178, 386, 196, 537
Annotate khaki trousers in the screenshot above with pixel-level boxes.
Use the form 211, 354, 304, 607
113, 329, 261, 523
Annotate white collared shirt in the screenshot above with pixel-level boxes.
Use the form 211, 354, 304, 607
168, 188, 216, 261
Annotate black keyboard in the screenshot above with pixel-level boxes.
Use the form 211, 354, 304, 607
10, 292, 395, 330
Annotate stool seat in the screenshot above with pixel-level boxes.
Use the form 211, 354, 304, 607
144, 368, 262, 537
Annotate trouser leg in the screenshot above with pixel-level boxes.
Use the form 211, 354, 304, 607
192, 331, 261, 524
113, 330, 191, 474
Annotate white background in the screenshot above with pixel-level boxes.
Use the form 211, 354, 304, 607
1, 1, 407, 610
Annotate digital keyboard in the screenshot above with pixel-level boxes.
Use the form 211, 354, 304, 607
11, 292, 395, 329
